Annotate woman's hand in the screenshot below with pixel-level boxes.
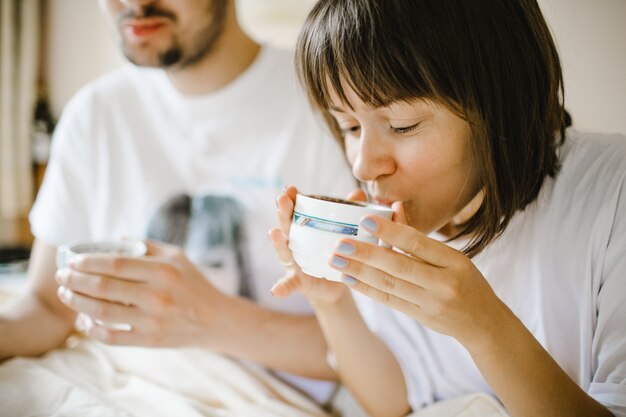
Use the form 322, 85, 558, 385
269, 186, 366, 305
329, 202, 507, 352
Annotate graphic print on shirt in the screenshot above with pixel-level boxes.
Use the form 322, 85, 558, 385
145, 194, 253, 298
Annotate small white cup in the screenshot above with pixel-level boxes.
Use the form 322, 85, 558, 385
288, 194, 393, 282
56, 240, 147, 331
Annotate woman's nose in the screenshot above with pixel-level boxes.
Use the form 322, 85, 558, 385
350, 133, 396, 183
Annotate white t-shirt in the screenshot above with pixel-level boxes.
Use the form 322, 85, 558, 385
30, 46, 356, 401
31, 45, 355, 311
355, 130, 626, 415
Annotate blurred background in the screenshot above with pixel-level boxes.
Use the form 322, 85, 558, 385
1, 0, 625, 251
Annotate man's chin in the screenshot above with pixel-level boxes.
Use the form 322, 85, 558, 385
123, 49, 179, 69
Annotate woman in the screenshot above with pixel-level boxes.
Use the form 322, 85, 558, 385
269, 1, 626, 416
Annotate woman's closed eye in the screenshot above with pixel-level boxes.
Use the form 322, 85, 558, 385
391, 122, 421, 135
341, 125, 361, 137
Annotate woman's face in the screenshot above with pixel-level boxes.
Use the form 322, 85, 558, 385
328, 84, 481, 234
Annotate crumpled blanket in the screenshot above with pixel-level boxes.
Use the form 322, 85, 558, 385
410, 393, 509, 417
0, 336, 510, 417
0, 336, 328, 417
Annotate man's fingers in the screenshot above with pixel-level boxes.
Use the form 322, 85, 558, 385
144, 240, 182, 257
57, 286, 138, 325
56, 268, 142, 306
70, 254, 180, 285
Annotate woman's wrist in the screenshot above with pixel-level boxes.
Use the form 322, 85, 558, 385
459, 299, 520, 358
310, 287, 354, 313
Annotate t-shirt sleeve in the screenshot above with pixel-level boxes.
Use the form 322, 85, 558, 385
589, 171, 626, 416
29, 88, 95, 247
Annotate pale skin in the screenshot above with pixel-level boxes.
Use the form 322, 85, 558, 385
269, 85, 613, 417
0, 0, 334, 380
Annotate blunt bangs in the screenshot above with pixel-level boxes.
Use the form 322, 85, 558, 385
296, 1, 441, 113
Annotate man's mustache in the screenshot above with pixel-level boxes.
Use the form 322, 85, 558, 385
117, 5, 177, 23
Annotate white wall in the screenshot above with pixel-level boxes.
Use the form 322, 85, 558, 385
45, 0, 125, 118
539, 0, 626, 134
45, 0, 626, 134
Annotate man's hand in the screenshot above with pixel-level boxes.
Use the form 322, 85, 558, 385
55, 241, 229, 347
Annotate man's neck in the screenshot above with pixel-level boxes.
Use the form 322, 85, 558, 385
165, 20, 260, 96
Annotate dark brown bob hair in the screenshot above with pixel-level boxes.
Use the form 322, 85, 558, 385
296, 0, 566, 257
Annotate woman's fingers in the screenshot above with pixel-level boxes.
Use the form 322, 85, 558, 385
391, 201, 409, 225
341, 276, 426, 321
347, 188, 367, 202
277, 193, 296, 236
360, 216, 455, 267
284, 185, 298, 202
269, 227, 296, 268
270, 275, 302, 298
329, 239, 432, 299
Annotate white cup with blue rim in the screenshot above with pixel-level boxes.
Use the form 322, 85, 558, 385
288, 194, 393, 282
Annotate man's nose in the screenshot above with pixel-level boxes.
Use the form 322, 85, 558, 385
351, 133, 396, 183
119, 0, 155, 9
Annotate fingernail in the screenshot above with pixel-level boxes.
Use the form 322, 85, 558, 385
69, 254, 85, 268
361, 217, 378, 232
336, 241, 355, 256
331, 256, 348, 268
57, 286, 68, 302
275, 197, 279, 209
342, 275, 358, 286
55, 269, 65, 285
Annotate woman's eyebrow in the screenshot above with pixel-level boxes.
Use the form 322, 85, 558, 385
328, 105, 346, 113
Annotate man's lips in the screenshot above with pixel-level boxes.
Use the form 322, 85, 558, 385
122, 19, 168, 38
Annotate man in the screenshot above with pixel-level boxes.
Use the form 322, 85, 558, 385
0, 0, 355, 402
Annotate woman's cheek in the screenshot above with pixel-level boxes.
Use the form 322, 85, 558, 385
344, 136, 359, 167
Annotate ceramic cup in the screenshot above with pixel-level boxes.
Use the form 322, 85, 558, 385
56, 240, 147, 331
288, 194, 393, 282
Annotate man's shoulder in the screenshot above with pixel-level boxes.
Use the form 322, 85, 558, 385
65, 65, 164, 113
250, 45, 298, 90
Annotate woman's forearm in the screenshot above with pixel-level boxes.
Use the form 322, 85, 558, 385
312, 292, 411, 417
468, 304, 612, 417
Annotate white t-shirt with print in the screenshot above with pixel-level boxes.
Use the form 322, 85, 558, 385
30, 46, 356, 402
354, 130, 626, 416
31, 45, 355, 311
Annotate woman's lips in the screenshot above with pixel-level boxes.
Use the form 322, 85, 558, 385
373, 197, 396, 206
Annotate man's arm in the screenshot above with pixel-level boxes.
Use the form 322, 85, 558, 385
207, 293, 336, 380
0, 239, 76, 361
54, 241, 336, 380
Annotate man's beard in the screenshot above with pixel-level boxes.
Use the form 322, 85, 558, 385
121, 0, 228, 69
